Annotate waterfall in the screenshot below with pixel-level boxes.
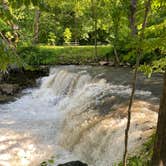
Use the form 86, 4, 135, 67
0, 66, 158, 166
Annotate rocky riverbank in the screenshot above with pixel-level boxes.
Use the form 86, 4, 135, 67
0, 67, 49, 103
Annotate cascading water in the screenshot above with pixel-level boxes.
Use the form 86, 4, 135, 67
0, 66, 160, 166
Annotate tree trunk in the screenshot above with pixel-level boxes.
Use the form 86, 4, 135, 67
123, 0, 151, 165
123, 54, 139, 166
33, 9, 40, 44
91, 0, 98, 60
74, 15, 78, 45
94, 17, 97, 60
113, 47, 120, 66
123, 0, 138, 163
113, 20, 120, 66
74, 0, 78, 45
129, 0, 138, 36
151, 71, 166, 166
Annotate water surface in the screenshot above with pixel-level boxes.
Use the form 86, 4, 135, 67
0, 66, 162, 166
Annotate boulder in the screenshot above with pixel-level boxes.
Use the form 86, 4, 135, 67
126, 62, 131, 67
58, 161, 88, 166
0, 83, 19, 95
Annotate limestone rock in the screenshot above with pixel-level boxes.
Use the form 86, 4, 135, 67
99, 61, 109, 66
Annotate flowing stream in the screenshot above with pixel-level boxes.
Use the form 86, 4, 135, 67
0, 66, 162, 166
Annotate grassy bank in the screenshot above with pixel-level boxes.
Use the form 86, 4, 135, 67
19, 45, 162, 67
19, 45, 112, 66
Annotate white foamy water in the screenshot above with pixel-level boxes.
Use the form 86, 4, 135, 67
0, 66, 158, 166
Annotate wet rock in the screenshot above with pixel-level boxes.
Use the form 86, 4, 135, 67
0, 83, 19, 95
120, 62, 124, 66
99, 61, 109, 66
109, 61, 115, 66
126, 62, 131, 67
58, 161, 88, 166
0, 95, 14, 103
0, 66, 49, 103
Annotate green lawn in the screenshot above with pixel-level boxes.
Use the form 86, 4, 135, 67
19, 45, 112, 66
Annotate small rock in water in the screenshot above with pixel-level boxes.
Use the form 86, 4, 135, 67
99, 61, 109, 66
109, 61, 115, 66
120, 62, 124, 66
57, 161, 88, 166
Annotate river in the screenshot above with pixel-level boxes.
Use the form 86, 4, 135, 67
0, 66, 162, 166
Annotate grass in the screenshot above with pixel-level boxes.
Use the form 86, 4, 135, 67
19, 44, 161, 67
19, 45, 112, 66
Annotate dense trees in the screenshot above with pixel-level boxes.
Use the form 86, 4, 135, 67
1, 0, 165, 52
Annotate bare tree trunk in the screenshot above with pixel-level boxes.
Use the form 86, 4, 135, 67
113, 19, 120, 66
74, 0, 78, 45
113, 47, 120, 66
33, 9, 40, 44
94, 17, 97, 59
123, 0, 151, 165
74, 15, 78, 45
129, 0, 138, 36
151, 71, 166, 166
123, 54, 139, 166
91, 0, 98, 60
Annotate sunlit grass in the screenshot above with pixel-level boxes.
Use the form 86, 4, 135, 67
19, 45, 113, 66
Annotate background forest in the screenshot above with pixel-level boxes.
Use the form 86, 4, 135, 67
0, 0, 165, 69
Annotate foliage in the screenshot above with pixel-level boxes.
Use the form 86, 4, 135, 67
1, 0, 165, 56
13, 7, 35, 47
63, 28, 72, 45
0, 0, 165, 70
116, 134, 155, 166
18, 45, 111, 65
47, 32, 57, 45
139, 57, 166, 77
0, 0, 21, 72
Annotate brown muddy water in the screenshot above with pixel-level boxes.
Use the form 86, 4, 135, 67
0, 66, 163, 166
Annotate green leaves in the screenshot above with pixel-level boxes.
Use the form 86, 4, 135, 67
139, 57, 166, 77
40, 156, 55, 166
152, 57, 166, 72
139, 64, 153, 78
0, 39, 22, 72
0, 19, 11, 31
48, 32, 57, 45
63, 28, 72, 45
